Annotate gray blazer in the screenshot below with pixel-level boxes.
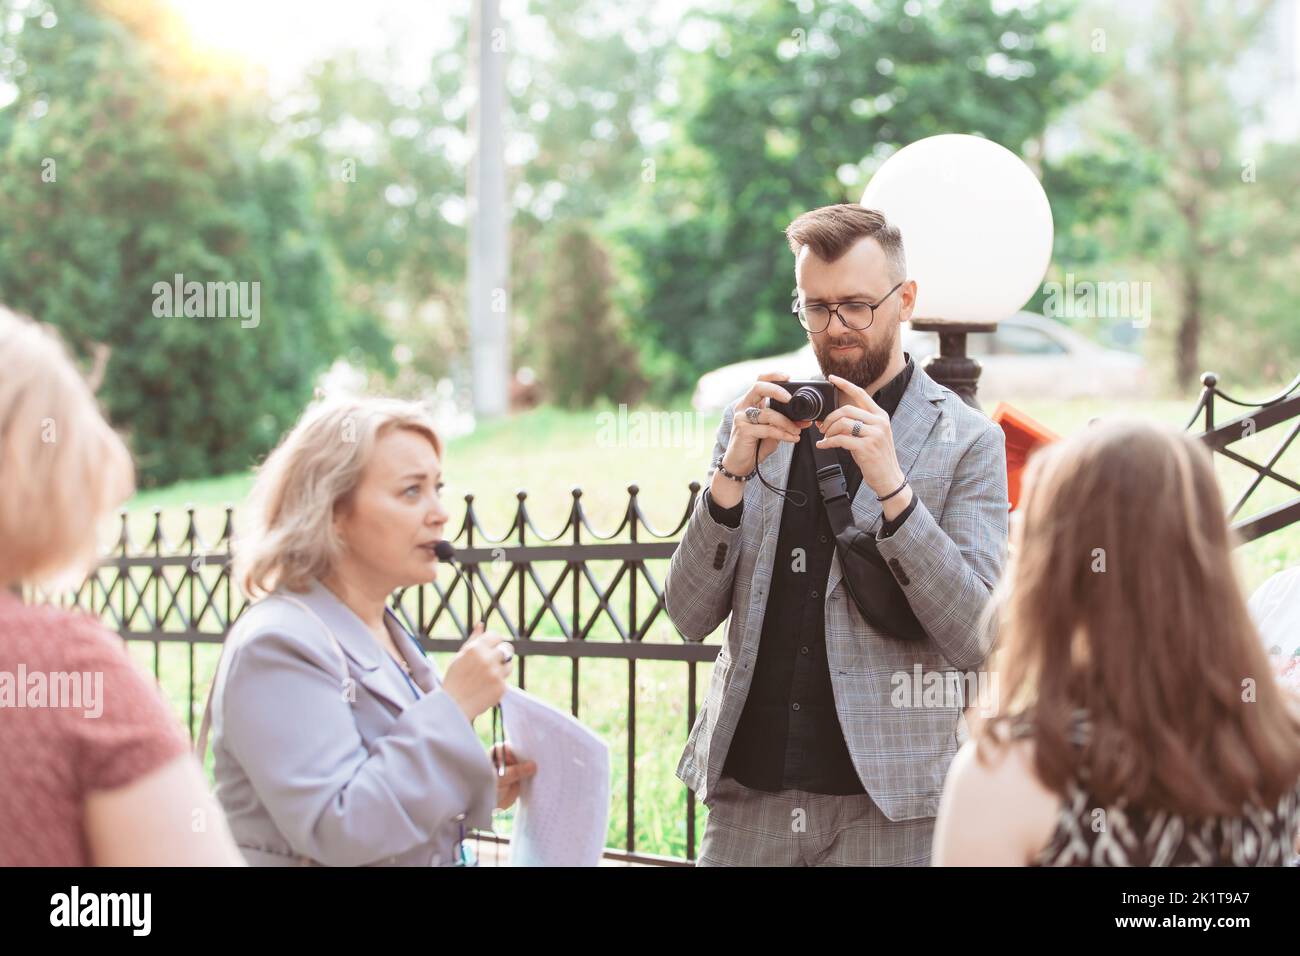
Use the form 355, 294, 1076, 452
666, 363, 1008, 821
209, 580, 497, 866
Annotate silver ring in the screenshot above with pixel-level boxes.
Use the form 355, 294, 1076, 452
745, 406, 762, 425
851, 420, 863, 438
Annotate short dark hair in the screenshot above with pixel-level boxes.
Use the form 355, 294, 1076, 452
785, 204, 906, 281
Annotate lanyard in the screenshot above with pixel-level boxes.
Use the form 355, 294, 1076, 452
384, 608, 428, 699
388, 653, 423, 698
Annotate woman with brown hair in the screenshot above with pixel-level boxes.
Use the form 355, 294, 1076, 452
933, 418, 1300, 866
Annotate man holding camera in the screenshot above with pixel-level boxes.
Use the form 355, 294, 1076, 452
665, 204, 1008, 865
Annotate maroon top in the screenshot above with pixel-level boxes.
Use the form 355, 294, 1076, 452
0, 592, 188, 865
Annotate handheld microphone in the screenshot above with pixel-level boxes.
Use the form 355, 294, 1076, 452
433, 540, 488, 631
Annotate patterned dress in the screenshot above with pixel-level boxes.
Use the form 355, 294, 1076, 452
1017, 711, 1300, 867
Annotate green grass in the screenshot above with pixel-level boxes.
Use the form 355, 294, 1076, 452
123, 393, 1300, 593
117, 392, 1300, 859
1000, 395, 1300, 594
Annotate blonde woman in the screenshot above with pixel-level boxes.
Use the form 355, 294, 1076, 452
0, 306, 241, 866
933, 419, 1300, 866
208, 396, 535, 866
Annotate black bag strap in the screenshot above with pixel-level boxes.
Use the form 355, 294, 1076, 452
809, 444, 929, 643
812, 444, 857, 534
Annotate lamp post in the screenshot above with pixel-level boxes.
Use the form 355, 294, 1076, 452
910, 320, 996, 410
860, 134, 1054, 411
467, 0, 510, 420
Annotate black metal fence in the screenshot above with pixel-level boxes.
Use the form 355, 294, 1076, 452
1187, 371, 1300, 544
29, 481, 715, 866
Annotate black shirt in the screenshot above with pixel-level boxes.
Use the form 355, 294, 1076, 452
708, 357, 917, 794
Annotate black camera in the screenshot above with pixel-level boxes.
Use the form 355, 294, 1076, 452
768, 381, 837, 423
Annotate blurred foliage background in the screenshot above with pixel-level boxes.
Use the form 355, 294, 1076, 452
2, 0, 1298, 486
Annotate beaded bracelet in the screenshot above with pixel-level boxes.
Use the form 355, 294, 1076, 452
713, 456, 758, 482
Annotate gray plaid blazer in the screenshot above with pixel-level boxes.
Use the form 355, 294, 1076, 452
667, 363, 1008, 821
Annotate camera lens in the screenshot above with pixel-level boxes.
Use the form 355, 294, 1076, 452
788, 386, 824, 421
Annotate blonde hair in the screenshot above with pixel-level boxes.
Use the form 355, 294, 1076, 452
234, 396, 444, 599
0, 306, 135, 587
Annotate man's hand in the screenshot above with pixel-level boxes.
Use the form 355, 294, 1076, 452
712, 372, 811, 508
490, 743, 537, 810
815, 373, 913, 519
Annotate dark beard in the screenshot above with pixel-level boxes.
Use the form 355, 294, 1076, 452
811, 320, 898, 391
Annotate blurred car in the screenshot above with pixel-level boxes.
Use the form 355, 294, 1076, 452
691, 311, 1148, 412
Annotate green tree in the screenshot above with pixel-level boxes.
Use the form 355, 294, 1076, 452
1053, 0, 1287, 388
535, 224, 646, 407
278, 1, 666, 405
0, 0, 374, 485
618, 0, 1100, 395
505, 0, 669, 401
1216, 137, 1300, 385
278, 42, 472, 385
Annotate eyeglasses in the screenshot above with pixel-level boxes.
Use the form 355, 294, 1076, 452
793, 280, 905, 333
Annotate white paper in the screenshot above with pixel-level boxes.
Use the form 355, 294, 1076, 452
500, 686, 610, 866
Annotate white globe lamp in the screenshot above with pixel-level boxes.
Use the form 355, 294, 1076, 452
860, 133, 1054, 406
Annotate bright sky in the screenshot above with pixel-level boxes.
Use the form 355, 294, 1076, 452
167, 0, 1300, 121
168, 0, 702, 96
170, 0, 459, 94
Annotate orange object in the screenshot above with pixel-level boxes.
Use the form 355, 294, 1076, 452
990, 403, 1060, 510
